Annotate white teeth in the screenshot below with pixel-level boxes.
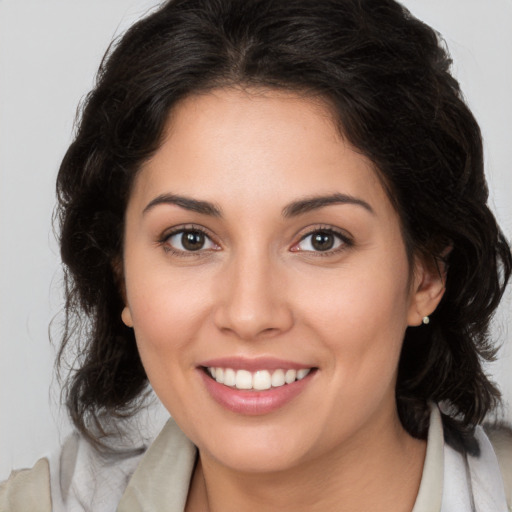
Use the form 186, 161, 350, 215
235, 369, 253, 389
297, 369, 311, 380
208, 367, 312, 390
224, 368, 236, 387
271, 369, 285, 387
253, 370, 272, 390
285, 369, 297, 384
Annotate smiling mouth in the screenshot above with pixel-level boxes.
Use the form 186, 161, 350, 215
203, 367, 315, 391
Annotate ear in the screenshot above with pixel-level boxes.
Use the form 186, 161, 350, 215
407, 253, 447, 326
121, 306, 134, 328
112, 256, 133, 328
112, 256, 127, 300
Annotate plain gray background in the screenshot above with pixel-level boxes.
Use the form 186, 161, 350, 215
1, 0, 511, 480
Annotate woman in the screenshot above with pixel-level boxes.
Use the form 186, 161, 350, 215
1, 0, 511, 510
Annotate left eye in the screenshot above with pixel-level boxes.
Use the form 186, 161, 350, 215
166, 229, 218, 252
294, 230, 347, 252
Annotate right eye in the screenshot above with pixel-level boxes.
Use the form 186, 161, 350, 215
164, 228, 219, 253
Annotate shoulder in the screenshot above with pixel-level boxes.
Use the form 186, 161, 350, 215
0, 432, 147, 512
485, 425, 512, 508
52, 418, 195, 511
0, 413, 188, 512
425, 404, 511, 511
48, 431, 146, 512
0, 458, 52, 512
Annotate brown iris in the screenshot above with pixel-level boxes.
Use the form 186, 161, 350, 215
181, 231, 205, 251
311, 231, 335, 251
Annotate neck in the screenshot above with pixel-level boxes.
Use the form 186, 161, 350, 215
186, 408, 426, 512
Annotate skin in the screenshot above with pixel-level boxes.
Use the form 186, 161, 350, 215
121, 87, 446, 511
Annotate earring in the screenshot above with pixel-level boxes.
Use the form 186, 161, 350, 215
422, 316, 430, 325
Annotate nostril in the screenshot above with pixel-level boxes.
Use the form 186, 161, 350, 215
213, 298, 294, 341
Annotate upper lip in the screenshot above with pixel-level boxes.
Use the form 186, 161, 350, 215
198, 356, 315, 372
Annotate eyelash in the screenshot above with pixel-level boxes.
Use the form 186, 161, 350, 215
291, 226, 353, 256
158, 224, 219, 258
157, 224, 353, 257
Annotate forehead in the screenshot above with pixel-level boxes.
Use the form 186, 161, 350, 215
130, 87, 390, 218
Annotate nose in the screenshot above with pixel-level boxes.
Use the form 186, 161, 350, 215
213, 252, 294, 340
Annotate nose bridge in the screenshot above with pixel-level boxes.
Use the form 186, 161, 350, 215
214, 242, 292, 339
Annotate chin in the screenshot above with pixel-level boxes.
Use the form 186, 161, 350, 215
206, 442, 309, 474
191, 418, 328, 474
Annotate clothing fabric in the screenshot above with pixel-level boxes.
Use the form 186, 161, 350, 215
1, 406, 510, 511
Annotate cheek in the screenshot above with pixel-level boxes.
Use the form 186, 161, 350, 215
123, 259, 215, 402
127, 279, 209, 418
130, 274, 209, 353
296, 256, 411, 373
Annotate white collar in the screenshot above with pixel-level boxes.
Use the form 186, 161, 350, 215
413, 405, 508, 512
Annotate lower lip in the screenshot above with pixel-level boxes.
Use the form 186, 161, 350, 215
199, 369, 314, 415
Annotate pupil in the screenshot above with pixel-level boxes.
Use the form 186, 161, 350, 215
312, 232, 334, 251
182, 231, 204, 251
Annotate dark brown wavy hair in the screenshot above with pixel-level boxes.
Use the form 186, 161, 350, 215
56, 0, 512, 450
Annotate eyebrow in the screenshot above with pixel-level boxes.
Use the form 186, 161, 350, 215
143, 192, 373, 218
143, 194, 222, 217
282, 193, 374, 217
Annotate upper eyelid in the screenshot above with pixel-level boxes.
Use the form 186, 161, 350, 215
159, 225, 220, 256
158, 223, 352, 249
289, 226, 354, 256
160, 224, 216, 241
295, 225, 352, 242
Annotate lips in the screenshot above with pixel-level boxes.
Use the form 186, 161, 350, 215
198, 358, 316, 415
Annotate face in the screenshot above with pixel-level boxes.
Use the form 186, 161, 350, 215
122, 88, 441, 474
